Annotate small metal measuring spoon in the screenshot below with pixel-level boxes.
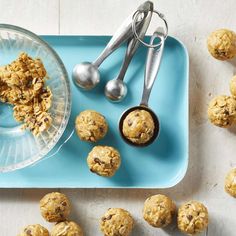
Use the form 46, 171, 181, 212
119, 28, 165, 146
104, 6, 153, 102
72, 1, 153, 90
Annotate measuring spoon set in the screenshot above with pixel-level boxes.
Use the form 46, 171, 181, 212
72, 1, 168, 146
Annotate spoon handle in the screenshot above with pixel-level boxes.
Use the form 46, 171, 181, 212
140, 28, 165, 107
116, 7, 153, 81
93, 1, 153, 68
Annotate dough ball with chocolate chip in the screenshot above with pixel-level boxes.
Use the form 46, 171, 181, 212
207, 29, 236, 60
87, 146, 121, 177
18, 224, 49, 236
207, 95, 236, 127
177, 200, 209, 235
122, 109, 155, 144
51, 221, 83, 236
75, 110, 108, 142
39, 192, 71, 222
225, 168, 236, 197
100, 208, 134, 236
143, 194, 176, 228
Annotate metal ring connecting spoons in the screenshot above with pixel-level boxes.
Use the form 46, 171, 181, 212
119, 28, 165, 146
72, 1, 153, 90
104, 4, 153, 102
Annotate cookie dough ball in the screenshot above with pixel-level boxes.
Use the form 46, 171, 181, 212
51, 221, 83, 236
230, 75, 236, 97
87, 146, 121, 177
40, 192, 71, 222
100, 208, 134, 236
178, 201, 208, 235
207, 29, 236, 60
122, 109, 155, 144
18, 224, 49, 236
207, 95, 236, 127
75, 110, 108, 142
225, 168, 236, 197
143, 194, 176, 228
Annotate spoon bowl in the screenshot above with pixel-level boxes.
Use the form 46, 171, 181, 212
105, 79, 127, 102
119, 105, 160, 147
72, 62, 100, 90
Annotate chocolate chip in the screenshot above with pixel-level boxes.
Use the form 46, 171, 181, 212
25, 230, 32, 236
127, 119, 132, 126
55, 207, 61, 213
99, 127, 104, 133
94, 157, 104, 165
137, 133, 142, 138
110, 159, 113, 167
90, 168, 96, 173
161, 219, 166, 225
62, 201, 67, 206
187, 215, 193, 221
102, 214, 113, 221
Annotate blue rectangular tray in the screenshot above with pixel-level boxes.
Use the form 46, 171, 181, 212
0, 35, 189, 188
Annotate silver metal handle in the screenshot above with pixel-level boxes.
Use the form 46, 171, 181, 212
116, 4, 153, 81
140, 28, 165, 106
93, 1, 153, 68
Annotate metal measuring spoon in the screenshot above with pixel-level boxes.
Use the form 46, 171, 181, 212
119, 28, 165, 146
72, 1, 153, 90
104, 7, 153, 102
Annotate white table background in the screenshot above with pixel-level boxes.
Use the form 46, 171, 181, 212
0, 0, 236, 235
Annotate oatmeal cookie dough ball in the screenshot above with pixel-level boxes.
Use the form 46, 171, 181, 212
87, 146, 121, 177
18, 224, 49, 236
178, 201, 208, 235
40, 192, 71, 222
207, 29, 236, 60
143, 194, 176, 228
207, 95, 236, 127
51, 221, 83, 236
225, 168, 236, 197
230, 75, 236, 97
100, 208, 134, 236
75, 110, 108, 142
122, 109, 155, 144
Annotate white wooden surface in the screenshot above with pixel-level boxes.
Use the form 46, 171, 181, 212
0, 0, 236, 235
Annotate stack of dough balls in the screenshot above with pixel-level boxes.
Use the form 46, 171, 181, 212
143, 194, 176, 228
207, 29, 236, 60
100, 208, 134, 236
18, 192, 83, 236
142, 194, 209, 235
207, 29, 236, 127
75, 110, 121, 177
